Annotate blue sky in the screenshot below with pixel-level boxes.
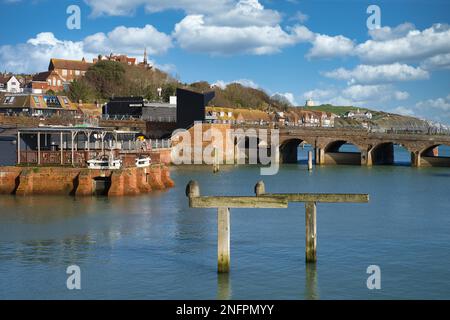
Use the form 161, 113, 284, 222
1, 0, 449, 124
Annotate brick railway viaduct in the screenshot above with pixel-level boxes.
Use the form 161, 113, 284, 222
232, 125, 450, 167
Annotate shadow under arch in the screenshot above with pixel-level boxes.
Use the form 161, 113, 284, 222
279, 138, 308, 163
370, 142, 412, 166
323, 140, 361, 165
419, 143, 450, 167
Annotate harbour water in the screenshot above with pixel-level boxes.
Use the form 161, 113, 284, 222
0, 145, 450, 299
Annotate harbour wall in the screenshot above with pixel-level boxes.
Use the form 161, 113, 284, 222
0, 165, 174, 196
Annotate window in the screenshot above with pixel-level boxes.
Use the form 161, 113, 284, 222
75, 70, 80, 76
3, 96, 15, 104
53, 78, 56, 86
57, 80, 61, 86
62, 69, 68, 76
33, 96, 40, 107
48, 80, 52, 85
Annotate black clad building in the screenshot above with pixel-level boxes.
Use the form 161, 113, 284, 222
176, 88, 215, 129
103, 97, 144, 118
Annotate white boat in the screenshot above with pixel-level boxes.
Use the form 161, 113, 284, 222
135, 156, 151, 168
87, 155, 122, 170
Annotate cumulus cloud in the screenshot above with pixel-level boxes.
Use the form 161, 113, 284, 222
0, 25, 173, 73
391, 106, 416, 116
303, 88, 336, 100
324, 63, 429, 84
416, 94, 450, 112
368, 22, 416, 41
173, 15, 310, 55
392, 94, 450, 124
83, 25, 173, 56
207, 0, 281, 27
420, 53, 450, 70
272, 92, 297, 105
0, 32, 87, 73
342, 85, 409, 102
306, 34, 355, 59
301, 85, 409, 107
356, 23, 450, 64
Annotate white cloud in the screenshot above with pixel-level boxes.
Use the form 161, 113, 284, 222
324, 63, 429, 84
356, 23, 450, 64
306, 34, 355, 59
391, 106, 416, 116
272, 92, 297, 105
302, 85, 409, 107
0, 32, 87, 73
342, 85, 408, 102
207, 0, 281, 27
0, 25, 173, 73
303, 88, 336, 100
83, 25, 173, 56
173, 15, 309, 55
416, 95, 450, 112
421, 53, 450, 70
392, 94, 450, 124
368, 22, 416, 41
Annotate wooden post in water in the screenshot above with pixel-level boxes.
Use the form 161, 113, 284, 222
186, 180, 368, 271
305, 202, 317, 263
308, 150, 313, 171
254, 181, 368, 264
213, 148, 220, 173
186, 180, 288, 273
217, 207, 230, 273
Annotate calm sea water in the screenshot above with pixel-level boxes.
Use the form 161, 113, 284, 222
0, 145, 449, 299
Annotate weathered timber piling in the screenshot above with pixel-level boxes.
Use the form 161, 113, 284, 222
213, 148, 220, 173
186, 180, 287, 273
218, 207, 230, 273
186, 180, 369, 271
254, 181, 369, 263
305, 202, 317, 262
308, 150, 313, 171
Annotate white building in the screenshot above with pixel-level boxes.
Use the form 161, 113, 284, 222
0, 75, 21, 93
305, 98, 315, 107
345, 109, 372, 120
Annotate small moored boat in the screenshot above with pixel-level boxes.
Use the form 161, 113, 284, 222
87, 155, 122, 170
135, 156, 151, 168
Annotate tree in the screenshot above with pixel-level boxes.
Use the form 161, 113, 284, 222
162, 83, 177, 102
68, 79, 94, 103
85, 61, 126, 99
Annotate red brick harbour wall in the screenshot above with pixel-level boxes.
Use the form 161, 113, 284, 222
0, 165, 174, 196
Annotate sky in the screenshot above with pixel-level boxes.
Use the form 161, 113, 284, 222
0, 0, 449, 124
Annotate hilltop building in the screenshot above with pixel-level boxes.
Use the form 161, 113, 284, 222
93, 53, 136, 66
305, 98, 315, 107
93, 50, 152, 69
345, 109, 373, 120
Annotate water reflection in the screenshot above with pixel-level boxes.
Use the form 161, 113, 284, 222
304, 263, 319, 300
217, 273, 232, 300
